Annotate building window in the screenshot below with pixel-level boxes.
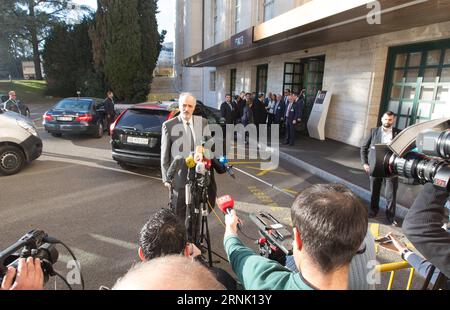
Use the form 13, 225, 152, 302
263, 0, 275, 22
230, 69, 237, 96
213, 0, 219, 44
234, 0, 241, 34
209, 71, 216, 91
283, 63, 302, 94
256, 64, 268, 95
381, 39, 450, 129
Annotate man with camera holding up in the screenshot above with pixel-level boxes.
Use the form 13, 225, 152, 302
224, 184, 368, 290
361, 111, 401, 225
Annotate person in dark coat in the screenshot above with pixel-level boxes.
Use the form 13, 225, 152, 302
360, 111, 401, 225
253, 94, 268, 143
103, 91, 115, 133
283, 92, 302, 146
220, 94, 237, 125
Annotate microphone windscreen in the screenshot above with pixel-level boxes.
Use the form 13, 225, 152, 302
195, 161, 206, 175
217, 195, 234, 214
185, 155, 196, 169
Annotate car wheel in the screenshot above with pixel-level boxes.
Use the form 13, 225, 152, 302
94, 122, 104, 138
51, 133, 62, 138
0, 145, 25, 176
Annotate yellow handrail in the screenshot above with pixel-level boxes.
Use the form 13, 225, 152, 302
376, 261, 415, 290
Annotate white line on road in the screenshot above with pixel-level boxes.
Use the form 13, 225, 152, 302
40, 154, 162, 181
89, 234, 138, 251
57, 247, 106, 266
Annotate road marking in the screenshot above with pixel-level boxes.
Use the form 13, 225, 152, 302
244, 166, 290, 176
89, 233, 138, 250
57, 247, 106, 266
40, 153, 162, 181
283, 188, 299, 195
229, 161, 263, 165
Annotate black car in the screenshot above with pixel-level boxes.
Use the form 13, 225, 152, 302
1, 94, 31, 118
110, 101, 224, 169
43, 97, 107, 138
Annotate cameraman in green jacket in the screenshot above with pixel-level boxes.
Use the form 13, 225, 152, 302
224, 184, 368, 290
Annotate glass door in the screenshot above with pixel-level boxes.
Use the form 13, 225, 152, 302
256, 64, 268, 95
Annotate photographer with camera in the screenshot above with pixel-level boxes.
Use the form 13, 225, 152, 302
1, 257, 44, 290
224, 184, 368, 290
361, 111, 401, 225
403, 183, 450, 286
138, 208, 237, 290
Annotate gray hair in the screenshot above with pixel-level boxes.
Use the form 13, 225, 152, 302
178, 92, 196, 106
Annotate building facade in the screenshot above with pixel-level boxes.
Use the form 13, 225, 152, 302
154, 42, 175, 77
176, 0, 450, 147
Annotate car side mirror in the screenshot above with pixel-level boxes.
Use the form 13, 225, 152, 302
219, 117, 226, 126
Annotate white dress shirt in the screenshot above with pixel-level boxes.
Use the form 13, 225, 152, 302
381, 127, 393, 144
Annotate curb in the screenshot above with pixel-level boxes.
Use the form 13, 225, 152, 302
279, 150, 409, 220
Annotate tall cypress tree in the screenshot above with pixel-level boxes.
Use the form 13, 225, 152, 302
90, 0, 165, 103
103, 0, 141, 102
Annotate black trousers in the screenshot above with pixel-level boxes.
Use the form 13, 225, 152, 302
284, 120, 296, 145
370, 176, 398, 220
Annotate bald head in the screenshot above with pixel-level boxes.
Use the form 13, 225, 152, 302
113, 255, 225, 290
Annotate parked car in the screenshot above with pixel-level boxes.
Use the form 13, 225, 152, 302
110, 101, 224, 169
43, 97, 107, 138
1, 93, 31, 118
0, 108, 42, 175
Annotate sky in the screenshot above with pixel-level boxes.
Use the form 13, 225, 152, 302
72, 0, 175, 43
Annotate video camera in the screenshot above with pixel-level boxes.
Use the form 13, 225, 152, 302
250, 212, 293, 266
0, 230, 59, 284
370, 118, 450, 191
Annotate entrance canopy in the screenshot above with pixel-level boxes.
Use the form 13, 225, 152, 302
183, 0, 450, 68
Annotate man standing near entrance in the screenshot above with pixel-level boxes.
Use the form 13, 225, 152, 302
360, 111, 401, 225
220, 94, 237, 125
284, 92, 302, 146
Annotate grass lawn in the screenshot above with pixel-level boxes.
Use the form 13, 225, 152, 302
0, 80, 59, 105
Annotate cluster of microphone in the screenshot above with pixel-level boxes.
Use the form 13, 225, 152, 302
166, 148, 235, 185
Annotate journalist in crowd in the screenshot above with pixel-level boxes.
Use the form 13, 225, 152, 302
137, 208, 236, 290
224, 184, 369, 290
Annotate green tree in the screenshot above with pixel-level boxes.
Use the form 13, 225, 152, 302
3, 1, 92, 80
104, 0, 141, 101
43, 18, 101, 97
90, 0, 165, 103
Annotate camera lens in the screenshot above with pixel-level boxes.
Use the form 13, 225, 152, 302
417, 130, 450, 159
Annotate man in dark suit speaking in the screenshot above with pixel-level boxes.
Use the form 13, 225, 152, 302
360, 111, 401, 225
161, 93, 212, 219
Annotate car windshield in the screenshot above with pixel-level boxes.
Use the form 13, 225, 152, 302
117, 109, 168, 131
54, 99, 92, 111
